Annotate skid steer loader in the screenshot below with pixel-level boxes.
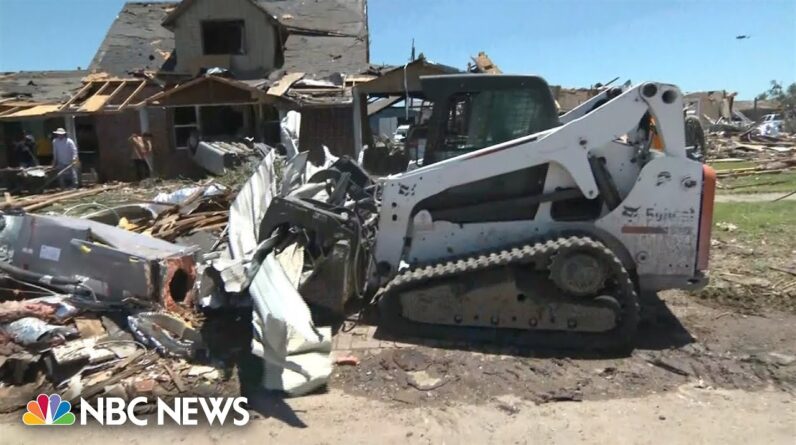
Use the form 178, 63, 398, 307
259, 74, 716, 350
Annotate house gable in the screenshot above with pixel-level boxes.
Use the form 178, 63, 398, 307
89, 2, 176, 76
164, 0, 281, 79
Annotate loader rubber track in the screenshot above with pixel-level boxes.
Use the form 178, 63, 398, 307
376, 236, 639, 352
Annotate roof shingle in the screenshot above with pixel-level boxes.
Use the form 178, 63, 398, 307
89, 2, 177, 76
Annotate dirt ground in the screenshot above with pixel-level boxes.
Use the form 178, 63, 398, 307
1, 290, 793, 444
332, 291, 796, 407
1, 386, 793, 445
1, 179, 794, 443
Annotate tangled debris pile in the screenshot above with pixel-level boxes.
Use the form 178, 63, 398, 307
0, 144, 361, 412
705, 115, 795, 192
707, 118, 795, 161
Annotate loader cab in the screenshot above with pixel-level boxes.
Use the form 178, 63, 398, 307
420, 74, 560, 166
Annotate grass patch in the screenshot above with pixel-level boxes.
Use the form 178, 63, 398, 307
713, 201, 796, 241
708, 160, 756, 172
717, 170, 796, 194
699, 201, 796, 314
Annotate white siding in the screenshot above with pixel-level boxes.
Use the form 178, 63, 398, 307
172, 0, 279, 79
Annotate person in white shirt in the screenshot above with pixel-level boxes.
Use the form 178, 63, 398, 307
51, 128, 79, 188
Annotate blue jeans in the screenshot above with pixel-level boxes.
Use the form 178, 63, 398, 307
57, 165, 78, 189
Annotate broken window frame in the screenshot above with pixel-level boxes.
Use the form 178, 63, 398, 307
201, 20, 246, 56
173, 106, 200, 151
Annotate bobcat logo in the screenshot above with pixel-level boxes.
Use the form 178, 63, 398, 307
622, 206, 640, 218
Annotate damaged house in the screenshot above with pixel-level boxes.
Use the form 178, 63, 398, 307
135, 0, 370, 179
0, 0, 370, 181
0, 71, 87, 168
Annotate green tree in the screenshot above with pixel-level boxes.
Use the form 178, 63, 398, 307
759, 80, 796, 112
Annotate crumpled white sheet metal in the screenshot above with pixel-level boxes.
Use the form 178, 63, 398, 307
280, 110, 301, 160
304, 145, 339, 181
215, 148, 332, 396
249, 253, 331, 396
228, 151, 277, 261
280, 151, 309, 197
154, 184, 226, 205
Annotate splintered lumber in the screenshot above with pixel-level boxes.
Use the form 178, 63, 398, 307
717, 168, 789, 179
191, 221, 228, 234
152, 214, 228, 240
23, 185, 125, 212
0, 188, 84, 210
73, 350, 154, 402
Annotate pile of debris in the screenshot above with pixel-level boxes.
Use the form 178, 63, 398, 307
0, 144, 357, 412
0, 184, 125, 213
707, 118, 795, 161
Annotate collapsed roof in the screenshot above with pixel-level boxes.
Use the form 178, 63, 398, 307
256, 0, 367, 35
161, 0, 369, 77
267, 0, 369, 77
0, 70, 88, 103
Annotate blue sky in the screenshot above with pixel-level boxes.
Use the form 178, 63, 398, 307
0, 0, 793, 98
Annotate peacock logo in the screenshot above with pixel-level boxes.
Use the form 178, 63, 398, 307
23, 394, 76, 426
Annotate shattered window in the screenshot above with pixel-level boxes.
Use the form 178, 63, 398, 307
442, 88, 555, 152
173, 106, 199, 150
202, 20, 245, 55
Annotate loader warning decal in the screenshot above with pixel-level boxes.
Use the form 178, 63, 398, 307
621, 225, 693, 235
621, 226, 667, 234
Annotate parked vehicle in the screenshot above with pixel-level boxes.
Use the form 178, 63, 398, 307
392, 124, 410, 143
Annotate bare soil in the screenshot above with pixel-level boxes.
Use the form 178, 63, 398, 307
332, 290, 796, 407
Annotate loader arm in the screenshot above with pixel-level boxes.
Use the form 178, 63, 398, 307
373, 82, 691, 280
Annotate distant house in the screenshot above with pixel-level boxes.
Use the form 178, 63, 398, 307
0, 0, 370, 180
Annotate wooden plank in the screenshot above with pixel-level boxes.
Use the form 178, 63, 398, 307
192, 221, 228, 233
59, 81, 95, 110
118, 80, 148, 110
72, 350, 153, 403
104, 81, 128, 105
471, 51, 502, 74
0, 188, 87, 209
717, 168, 789, 179
267, 72, 305, 97
79, 81, 115, 112
163, 364, 186, 393
0, 107, 22, 117
74, 318, 106, 338
22, 184, 124, 212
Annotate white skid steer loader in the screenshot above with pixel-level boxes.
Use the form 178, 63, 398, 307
257, 75, 716, 351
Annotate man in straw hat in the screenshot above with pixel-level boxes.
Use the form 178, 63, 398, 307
51, 128, 79, 189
